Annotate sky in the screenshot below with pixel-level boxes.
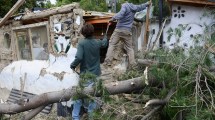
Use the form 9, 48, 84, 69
50, 0, 56, 4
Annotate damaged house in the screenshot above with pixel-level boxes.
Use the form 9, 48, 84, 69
0, 0, 214, 118
0, 0, 214, 99
0, 1, 115, 106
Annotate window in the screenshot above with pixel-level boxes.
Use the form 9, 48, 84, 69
16, 30, 31, 60
13, 22, 49, 60
31, 26, 49, 60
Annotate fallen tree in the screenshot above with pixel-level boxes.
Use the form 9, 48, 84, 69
0, 77, 150, 115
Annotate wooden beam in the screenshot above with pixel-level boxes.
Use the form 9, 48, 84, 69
21, 3, 79, 21
168, 0, 215, 6
143, 1, 152, 50
12, 21, 48, 30
85, 18, 111, 24
0, 0, 25, 28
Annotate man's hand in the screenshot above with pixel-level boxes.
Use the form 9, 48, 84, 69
103, 35, 107, 39
109, 18, 114, 23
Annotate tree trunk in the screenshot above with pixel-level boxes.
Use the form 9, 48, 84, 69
21, 4, 79, 21
22, 106, 46, 120
0, 77, 147, 114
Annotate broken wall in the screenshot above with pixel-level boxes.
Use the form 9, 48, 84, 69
0, 24, 15, 70
49, 9, 84, 54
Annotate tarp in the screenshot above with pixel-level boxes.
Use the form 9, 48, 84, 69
134, 6, 154, 22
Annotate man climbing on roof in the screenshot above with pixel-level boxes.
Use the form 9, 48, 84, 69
104, 1, 151, 68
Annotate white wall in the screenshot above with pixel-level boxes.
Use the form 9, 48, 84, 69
138, 4, 214, 50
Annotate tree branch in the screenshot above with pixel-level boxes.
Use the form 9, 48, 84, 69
22, 106, 46, 120
0, 77, 147, 114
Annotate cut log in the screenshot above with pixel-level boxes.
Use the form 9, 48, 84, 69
22, 106, 46, 120
0, 0, 25, 27
137, 59, 158, 66
21, 3, 79, 21
0, 77, 147, 114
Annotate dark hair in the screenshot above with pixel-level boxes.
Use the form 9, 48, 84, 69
81, 23, 94, 38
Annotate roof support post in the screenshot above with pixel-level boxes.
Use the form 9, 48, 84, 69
159, 0, 163, 48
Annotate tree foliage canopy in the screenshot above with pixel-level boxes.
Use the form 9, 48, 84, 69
56, 0, 170, 16
0, 0, 38, 18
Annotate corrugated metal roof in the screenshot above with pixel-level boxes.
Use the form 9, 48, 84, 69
7, 88, 53, 114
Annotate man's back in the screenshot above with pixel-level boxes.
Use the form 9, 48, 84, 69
73, 37, 107, 76
113, 2, 148, 31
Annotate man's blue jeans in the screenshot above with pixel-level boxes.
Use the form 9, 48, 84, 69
72, 99, 97, 120
72, 82, 98, 120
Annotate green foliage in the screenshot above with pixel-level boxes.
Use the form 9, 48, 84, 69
79, 0, 107, 12
0, 114, 7, 120
152, 0, 170, 17
166, 25, 185, 43
56, 0, 80, 6
0, 0, 41, 18
136, 45, 215, 119
55, 0, 170, 16
0, 0, 17, 18
72, 72, 111, 103
56, 0, 108, 12
186, 109, 215, 120
127, 0, 170, 17
79, 72, 97, 89
150, 64, 176, 82
91, 45, 215, 119
118, 69, 142, 81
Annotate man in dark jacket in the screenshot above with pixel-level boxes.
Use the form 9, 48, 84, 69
70, 23, 107, 120
104, 1, 150, 68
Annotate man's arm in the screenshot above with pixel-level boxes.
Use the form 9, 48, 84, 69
99, 35, 108, 48
70, 42, 83, 70
111, 4, 127, 21
134, 2, 150, 12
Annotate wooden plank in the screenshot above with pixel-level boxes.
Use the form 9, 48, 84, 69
143, 1, 152, 50
15, 31, 21, 60
0, 0, 25, 27
10, 24, 17, 60
21, 3, 78, 21
85, 18, 111, 24
46, 22, 51, 54
28, 28, 33, 60
12, 22, 48, 30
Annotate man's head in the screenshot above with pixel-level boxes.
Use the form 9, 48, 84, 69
81, 23, 94, 38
